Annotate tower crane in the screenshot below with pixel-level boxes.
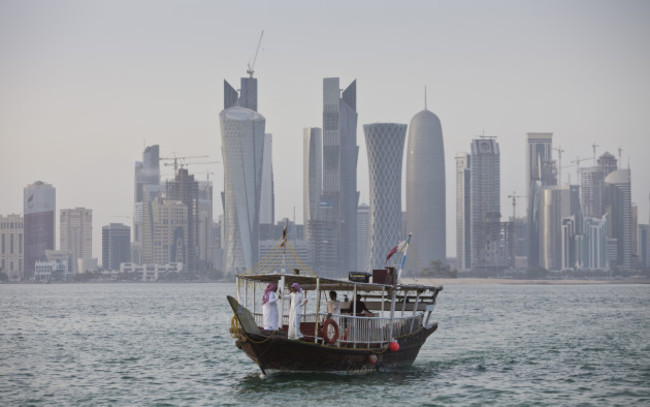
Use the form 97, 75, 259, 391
246, 30, 264, 79
507, 191, 526, 263
570, 155, 593, 184
592, 143, 599, 164
162, 160, 220, 178
159, 154, 210, 175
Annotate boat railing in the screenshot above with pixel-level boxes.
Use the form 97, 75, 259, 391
250, 311, 423, 348
325, 313, 424, 348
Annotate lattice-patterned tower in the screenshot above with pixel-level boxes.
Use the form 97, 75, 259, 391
364, 123, 407, 270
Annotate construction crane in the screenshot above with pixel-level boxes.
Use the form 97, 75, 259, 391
507, 191, 526, 263
570, 155, 593, 184
592, 143, 599, 164
552, 146, 564, 184
246, 30, 264, 79
162, 160, 220, 177
159, 154, 210, 175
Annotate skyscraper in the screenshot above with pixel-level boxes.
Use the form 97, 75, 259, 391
579, 152, 618, 218
0, 214, 23, 281
303, 128, 322, 233
220, 103, 265, 276
539, 185, 573, 270
60, 207, 92, 273
319, 78, 359, 276
455, 152, 471, 270
469, 138, 501, 269
406, 108, 445, 273
364, 123, 407, 270
604, 169, 632, 270
166, 168, 199, 271
133, 144, 160, 246
102, 223, 131, 271
150, 198, 189, 265
260, 133, 275, 226
525, 133, 555, 268
357, 203, 370, 273
23, 181, 55, 279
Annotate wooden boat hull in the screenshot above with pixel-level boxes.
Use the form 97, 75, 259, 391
228, 296, 438, 374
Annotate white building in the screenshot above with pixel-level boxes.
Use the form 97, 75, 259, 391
60, 207, 93, 273
220, 104, 265, 276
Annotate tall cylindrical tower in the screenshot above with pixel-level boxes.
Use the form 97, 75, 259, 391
220, 106, 265, 276
364, 123, 407, 271
406, 110, 446, 273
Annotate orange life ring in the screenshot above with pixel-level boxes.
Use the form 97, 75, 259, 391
322, 318, 339, 344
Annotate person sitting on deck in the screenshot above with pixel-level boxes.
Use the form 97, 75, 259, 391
288, 282, 307, 340
262, 282, 280, 330
344, 294, 374, 317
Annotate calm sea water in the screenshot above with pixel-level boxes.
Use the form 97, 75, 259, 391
1, 282, 648, 406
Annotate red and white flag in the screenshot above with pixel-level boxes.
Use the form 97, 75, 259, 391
385, 240, 407, 264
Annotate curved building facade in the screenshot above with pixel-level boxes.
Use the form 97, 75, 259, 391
220, 106, 265, 276
364, 123, 407, 270
406, 110, 445, 273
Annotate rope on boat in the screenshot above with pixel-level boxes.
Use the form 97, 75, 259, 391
230, 316, 241, 338
239, 237, 317, 277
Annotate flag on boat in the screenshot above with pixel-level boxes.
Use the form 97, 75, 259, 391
385, 240, 407, 264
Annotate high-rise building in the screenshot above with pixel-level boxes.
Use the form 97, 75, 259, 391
220, 99, 265, 275
455, 153, 471, 270
0, 214, 24, 281
539, 185, 580, 270
582, 216, 608, 270
469, 138, 501, 269
357, 203, 370, 273
166, 168, 200, 271
197, 181, 214, 271
23, 181, 56, 279
102, 223, 131, 271
60, 208, 92, 274
525, 133, 555, 268
579, 152, 618, 219
303, 127, 322, 236
364, 123, 407, 270
639, 224, 650, 269
150, 198, 188, 265
318, 78, 359, 276
260, 133, 275, 226
134, 145, 160, 245
406, 108, 445, 273
603, 169, 632, 270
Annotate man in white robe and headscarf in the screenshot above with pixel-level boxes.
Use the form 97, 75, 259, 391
262, 283, 280, 330
288, 282, 307, 340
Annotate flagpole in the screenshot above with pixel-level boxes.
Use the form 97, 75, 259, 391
397, 233, 412, 283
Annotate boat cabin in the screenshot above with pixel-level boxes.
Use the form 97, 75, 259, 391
234, 271, 442, 349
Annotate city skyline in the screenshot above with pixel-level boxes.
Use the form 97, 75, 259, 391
1, 1, 649, 261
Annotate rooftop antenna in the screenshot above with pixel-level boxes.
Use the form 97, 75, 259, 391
618, 147, 623, 164
246, 30, 264, 79
592, 142, 599, 164
424, 85, 427, 110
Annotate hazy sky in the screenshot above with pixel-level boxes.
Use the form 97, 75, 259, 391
1, 0, 649, 260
